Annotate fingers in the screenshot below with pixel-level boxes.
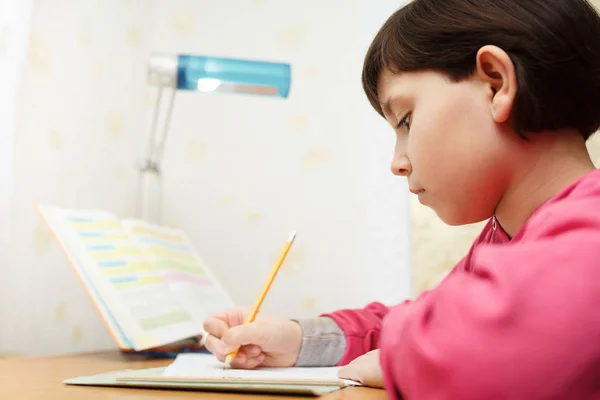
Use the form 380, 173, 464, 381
243, 344, 262, 358
205, 335, 265, 369
229, 345, 265, 369
231, 353, 265, 369
222, 322, 269, 352
203, 308, 269, 370
337, 352, 384, 388
203, 316, 229, 338
203, 308, 252, 358
208, 307, 249, 328
205, 333, 264, 362
203, 308, 251, 346
338, 364, 360, 382
204, 334, 227, 361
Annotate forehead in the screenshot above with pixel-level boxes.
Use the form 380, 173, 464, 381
377, 69, 454, 115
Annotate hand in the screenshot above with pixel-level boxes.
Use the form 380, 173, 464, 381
338, 350, 384, 388
203, 307, 303, 369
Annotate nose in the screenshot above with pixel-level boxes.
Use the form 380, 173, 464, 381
390, 139, 412, 177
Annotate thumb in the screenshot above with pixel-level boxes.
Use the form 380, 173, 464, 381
222, 322, 269, 352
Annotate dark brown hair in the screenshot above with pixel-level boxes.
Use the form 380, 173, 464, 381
362, 0, 600, 140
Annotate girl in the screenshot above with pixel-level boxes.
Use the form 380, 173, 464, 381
203, 0, 600, 398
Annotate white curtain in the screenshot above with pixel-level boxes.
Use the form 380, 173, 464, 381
0, 1, 34, 275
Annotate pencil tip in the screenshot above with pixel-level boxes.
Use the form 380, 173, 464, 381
289, 231, 297, 242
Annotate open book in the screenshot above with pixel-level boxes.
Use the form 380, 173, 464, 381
37, 203, 235, 352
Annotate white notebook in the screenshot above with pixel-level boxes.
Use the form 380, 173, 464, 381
65, 353, 362, 396
162, 353, 361, 386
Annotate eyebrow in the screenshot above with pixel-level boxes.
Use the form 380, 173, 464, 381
381, 99, 393, 116
380, 95, 407, 116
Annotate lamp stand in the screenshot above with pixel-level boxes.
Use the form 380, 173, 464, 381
136, 55, 178, 223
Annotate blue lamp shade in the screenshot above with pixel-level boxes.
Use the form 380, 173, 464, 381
147, 53, 291, 99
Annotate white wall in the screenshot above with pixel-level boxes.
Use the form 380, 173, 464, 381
359, 0, 411, 306
154, 0, 410, 316
2, 0, 152, 357
0, 0, 34, 359
0, 0, 409, 358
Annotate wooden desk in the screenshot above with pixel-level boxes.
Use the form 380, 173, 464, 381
0, 351, 389, 399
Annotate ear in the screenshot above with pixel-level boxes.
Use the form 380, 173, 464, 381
475, 45, 517, 124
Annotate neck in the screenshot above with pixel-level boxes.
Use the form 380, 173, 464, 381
495, 130, 595, 238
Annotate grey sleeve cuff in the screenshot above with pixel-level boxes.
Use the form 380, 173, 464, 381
292, 317, 346, 367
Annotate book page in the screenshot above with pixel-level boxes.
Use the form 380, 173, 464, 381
162, 354, 360, 386
121, 220, 235, 339
38, 204, 207, 350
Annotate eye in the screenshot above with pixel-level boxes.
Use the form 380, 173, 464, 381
396, 113, 411, 131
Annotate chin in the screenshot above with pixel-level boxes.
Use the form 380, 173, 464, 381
434, 208, 493, 226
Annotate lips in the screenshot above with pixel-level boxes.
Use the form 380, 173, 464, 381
409, 188, 425, 195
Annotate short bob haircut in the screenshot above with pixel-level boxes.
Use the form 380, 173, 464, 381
362, 0, 600, 140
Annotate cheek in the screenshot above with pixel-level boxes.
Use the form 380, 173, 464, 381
407, 103, 465, 174
432, 94, 495, 165
442, 101, 510, 220
410, 91, 506, 189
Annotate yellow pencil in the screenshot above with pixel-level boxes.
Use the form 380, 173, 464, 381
223, 231, 296, 369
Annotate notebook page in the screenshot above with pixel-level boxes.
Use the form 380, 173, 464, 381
38, 205, 131, 349
163, 354, 361, 386
122, 220, 235, 339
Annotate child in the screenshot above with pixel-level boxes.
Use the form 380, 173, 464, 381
203, 0, 600, 398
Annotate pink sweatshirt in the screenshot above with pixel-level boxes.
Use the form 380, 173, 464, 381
323, 169, 600, 399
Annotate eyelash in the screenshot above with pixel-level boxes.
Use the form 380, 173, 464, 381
396, 113, 411, 131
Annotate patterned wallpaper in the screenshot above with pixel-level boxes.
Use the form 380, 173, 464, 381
3, 0, 596, 360
0, 0, 410, 359
1, 0, 152, 359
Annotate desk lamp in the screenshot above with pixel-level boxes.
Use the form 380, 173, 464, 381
137, 53, 291, 222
